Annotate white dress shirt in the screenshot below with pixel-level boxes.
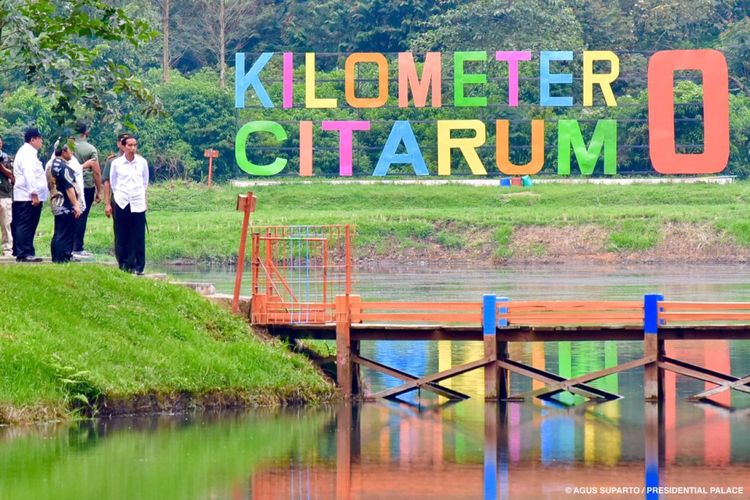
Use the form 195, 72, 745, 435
13, 142, 49, 202
110, 154, 149, 213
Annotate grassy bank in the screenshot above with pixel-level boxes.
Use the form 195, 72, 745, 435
0, 265, 336, 424
26, 180, 750, 263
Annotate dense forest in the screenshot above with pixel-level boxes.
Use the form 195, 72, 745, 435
0, 0, 749, 179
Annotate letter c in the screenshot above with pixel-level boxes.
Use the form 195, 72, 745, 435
235, 121, 288, 176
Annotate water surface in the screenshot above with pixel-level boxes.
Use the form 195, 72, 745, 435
3, 263, 750, 499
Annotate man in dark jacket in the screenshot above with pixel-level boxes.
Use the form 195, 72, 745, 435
48, 143, 82, 263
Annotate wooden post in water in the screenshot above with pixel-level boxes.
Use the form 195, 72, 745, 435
644, 294, 665, 401
644, 402, 663, 499
336, 294, 353, 397
483, 295, 499, 400
484, 403, 510, 499
498, 340, 510, 400
349, 295, 362, 395
497, 297, 510, 400
336, 402, 353, 500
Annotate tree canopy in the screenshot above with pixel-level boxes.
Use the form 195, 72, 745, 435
0, 0, 748, 178
0, 0, 159, 123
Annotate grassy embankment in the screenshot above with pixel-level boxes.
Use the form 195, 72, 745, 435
0, 265, 336, 424
28, 180, 750, 263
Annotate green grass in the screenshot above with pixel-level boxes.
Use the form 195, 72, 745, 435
493, 225, 513, 258
27, 180, 750, 262
608, 219, 661, 251
0, 265, 335, 423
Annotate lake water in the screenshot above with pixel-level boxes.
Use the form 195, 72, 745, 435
2, 264, 749, 499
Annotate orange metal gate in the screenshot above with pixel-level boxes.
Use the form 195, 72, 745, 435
250, 225, 353, 324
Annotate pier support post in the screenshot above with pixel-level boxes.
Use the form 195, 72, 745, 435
498, 298, 509, 400
644, 294, 664, 402
336, 294, 353, 397
349, 295, 362, 396
484, 295, 509, 400
498, 340, 510, 400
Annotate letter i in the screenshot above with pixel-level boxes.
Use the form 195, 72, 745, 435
299, 121, 313, 176
283, 52, 294, 109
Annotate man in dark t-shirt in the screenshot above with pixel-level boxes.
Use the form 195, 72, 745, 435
49, 144, 82, 263
72, 120, 101, 256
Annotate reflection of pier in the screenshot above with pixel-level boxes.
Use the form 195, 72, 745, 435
241, 223, 750, 405
249, 402, 749, 499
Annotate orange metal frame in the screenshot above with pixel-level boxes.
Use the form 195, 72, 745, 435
248, 224, 353, 325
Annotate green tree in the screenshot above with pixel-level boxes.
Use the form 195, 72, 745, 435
133, 70, 235, 180
410, 0, 585, 52
719, 17, 750, 97
0, 0, 159, 123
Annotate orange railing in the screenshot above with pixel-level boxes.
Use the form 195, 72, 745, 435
251, 297, 336, 324
251, 298, 645, 327
248, 290, 750, 330
351, 300, 482, 325
659, 301, 750, 324
501, 300, 644, 326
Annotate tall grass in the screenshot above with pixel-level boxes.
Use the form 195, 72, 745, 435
0, 265, 335, 422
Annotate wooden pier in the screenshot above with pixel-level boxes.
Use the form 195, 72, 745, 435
232, 215, 750, 405
255, 293, 750, 404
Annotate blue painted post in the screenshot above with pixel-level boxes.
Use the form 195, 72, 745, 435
483, 294, 497, 335
483, 295, 499, 400
644, 294, 664, 401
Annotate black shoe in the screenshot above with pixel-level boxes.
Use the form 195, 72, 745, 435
17, 256, 42, 263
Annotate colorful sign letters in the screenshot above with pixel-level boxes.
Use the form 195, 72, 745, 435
235, 50, 730, 177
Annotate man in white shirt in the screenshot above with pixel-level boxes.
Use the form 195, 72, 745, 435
12, 128, 48, 262
110, 135, 149, 274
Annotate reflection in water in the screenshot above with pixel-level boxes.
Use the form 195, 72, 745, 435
3, 399, 748, 499
250, 401, 750, 499
3, 264, 749, 497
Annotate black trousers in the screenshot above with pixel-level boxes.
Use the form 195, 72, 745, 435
74, 187, 96, 251
11, 201, 43, 259
51, 212, 77, 262
113, 203, 146, 273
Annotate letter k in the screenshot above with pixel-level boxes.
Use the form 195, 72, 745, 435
235, 52, 274, 108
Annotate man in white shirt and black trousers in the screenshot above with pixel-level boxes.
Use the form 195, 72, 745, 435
110, 135, 149, 275
12, 128, 48, 262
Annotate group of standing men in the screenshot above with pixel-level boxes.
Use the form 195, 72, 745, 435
0, 123, 149, 274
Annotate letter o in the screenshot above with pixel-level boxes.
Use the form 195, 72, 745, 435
648, 50, 729, 174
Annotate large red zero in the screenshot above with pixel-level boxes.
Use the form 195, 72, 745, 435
648, 50, 730, 174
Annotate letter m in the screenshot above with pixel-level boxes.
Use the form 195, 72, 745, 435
557, 119, 617, 175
